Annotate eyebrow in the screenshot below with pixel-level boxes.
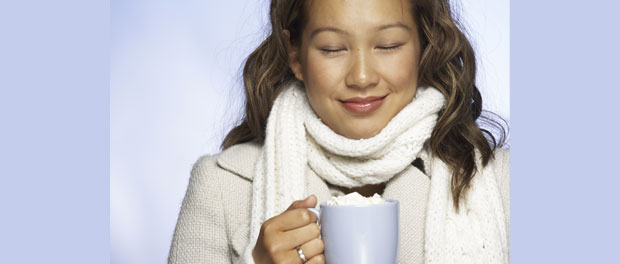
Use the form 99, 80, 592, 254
309, 23, 412, 39
309, 27, 348, 39
377, 22, 412, 32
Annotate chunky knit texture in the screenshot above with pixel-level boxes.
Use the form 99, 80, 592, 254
239, 82, 508, 263
424, 150, 509, 263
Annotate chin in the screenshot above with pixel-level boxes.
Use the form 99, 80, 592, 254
339, 123, 385, 140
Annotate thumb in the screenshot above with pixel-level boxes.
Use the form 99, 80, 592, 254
286, 194, 317, 211
302, 194, 317, 208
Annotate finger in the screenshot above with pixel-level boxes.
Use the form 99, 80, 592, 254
281, 223, 321, 247
281, 248, 309, 264
298, 237, 325, 261
306, 253, 325, 264
286, 195, 317, 211
272, 208, 318, 231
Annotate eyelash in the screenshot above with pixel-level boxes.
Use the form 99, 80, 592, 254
320, 44, 403, 55
320, 48, 345, 55
378, 44, 402, 51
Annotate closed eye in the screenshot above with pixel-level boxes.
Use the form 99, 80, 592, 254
377, 44, 403, 51
320, 48, 346, 55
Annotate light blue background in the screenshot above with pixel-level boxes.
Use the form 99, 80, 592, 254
511, 0, 620, 262
111, 1, 508, 264
0, 0, 109, 263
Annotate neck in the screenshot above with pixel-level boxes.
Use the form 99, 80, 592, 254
335, 182, 387, 197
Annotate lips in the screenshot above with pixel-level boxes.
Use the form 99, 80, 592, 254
339, 95, 388, 114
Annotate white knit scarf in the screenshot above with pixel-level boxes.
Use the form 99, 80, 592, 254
240, 82, 508, 263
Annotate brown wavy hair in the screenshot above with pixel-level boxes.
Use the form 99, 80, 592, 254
221, 0, 508, 211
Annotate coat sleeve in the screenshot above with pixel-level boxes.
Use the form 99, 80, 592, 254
168, 155, 232, 264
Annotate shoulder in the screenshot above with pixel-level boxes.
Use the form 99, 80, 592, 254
191, 140, 262, 182
171, 142, 261, 262
186, 142, 261, 258
489, 147, 510, 225
182, 141, 262, 203
493, 147, 510, 164
490, 147, 510, 181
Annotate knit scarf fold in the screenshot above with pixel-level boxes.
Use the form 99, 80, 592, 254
240, 82, 508, 263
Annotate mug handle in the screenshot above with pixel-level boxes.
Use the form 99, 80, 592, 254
307, 208, 320, 223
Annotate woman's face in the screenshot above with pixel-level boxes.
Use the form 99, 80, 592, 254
286, 0, 421, 139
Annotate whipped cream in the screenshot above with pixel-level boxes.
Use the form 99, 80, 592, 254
326, 192, 387, 206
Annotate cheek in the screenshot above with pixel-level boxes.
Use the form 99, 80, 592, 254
304, 54, 344, 89
378, 47, 420, 88
302, 53, 345, 106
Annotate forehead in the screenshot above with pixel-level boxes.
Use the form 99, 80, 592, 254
304, 0, 414, 30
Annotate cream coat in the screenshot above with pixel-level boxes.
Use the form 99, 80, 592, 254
168, 141, 510, 263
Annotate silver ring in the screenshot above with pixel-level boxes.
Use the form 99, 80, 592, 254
296, 246, 307, 262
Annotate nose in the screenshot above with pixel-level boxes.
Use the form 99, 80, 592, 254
345, 49, 379, 90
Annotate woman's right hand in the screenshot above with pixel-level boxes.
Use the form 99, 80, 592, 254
252, 195, 325, 264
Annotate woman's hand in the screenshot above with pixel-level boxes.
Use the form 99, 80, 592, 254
252, 195, 325, 264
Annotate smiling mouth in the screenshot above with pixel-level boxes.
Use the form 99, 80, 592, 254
338, 95, 388, 114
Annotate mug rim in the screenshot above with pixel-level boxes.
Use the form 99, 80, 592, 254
318, 199, 399, 208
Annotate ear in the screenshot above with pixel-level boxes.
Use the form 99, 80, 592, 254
282, 29, 304, 81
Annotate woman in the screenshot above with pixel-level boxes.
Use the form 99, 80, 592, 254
169, 0, 509, 263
